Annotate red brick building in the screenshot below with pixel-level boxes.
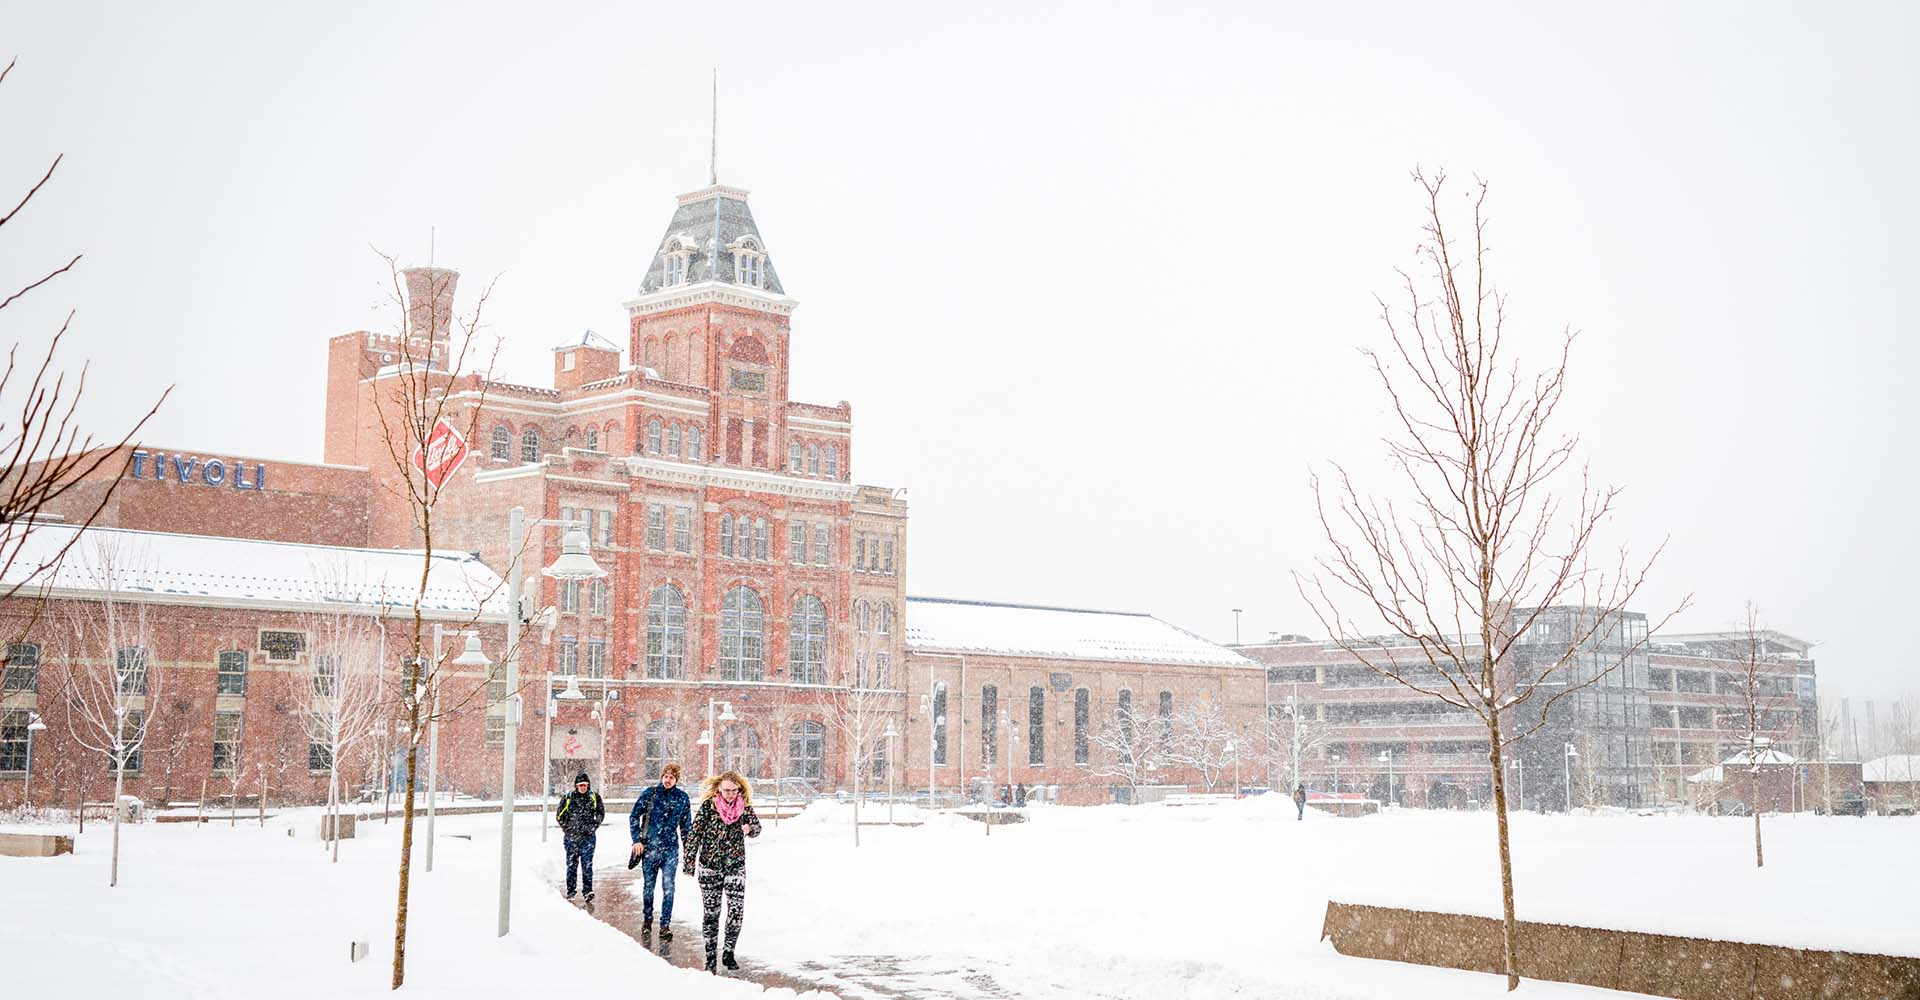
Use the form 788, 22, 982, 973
3, 175, 1264, 808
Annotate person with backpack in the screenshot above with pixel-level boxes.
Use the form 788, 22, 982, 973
682, 770, 762, 973
556, 771, 605, 901
1293, 783, 1308, 821
628, 762, 692, 941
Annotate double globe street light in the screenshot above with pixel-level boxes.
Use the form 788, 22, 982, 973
499, 512, 606, 938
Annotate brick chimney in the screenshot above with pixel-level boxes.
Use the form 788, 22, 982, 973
553, 330, 622, 392
402, 266, 459, 368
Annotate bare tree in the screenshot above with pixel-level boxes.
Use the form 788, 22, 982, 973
1721, 604, 1791, 867
1089, 704, 1167, 803
1296, 170, 1681, 990
0, 57, 169, 680
358, 253, 511, 989
824, 680, 893, 847
1261, 700, 1329, 792
298, 591, 389, 863
55, 537, 162, 886
1165, 701, 1235, 792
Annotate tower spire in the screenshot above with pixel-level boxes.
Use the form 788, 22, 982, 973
709, 68, 718, 186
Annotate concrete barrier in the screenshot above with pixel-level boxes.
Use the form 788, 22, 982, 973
1320, 900, 1920, 1000
321, 814, 356, 841
0, 832, 75, 857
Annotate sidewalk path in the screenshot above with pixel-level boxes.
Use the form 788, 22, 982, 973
587, 865, 1121, 999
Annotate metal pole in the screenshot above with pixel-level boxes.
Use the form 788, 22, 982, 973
1564, 745, 1573, 813
1290, 689, 1301, 790
497, 506, 524, 938
22, 721, 35, 803
706, 698, 716, 777
541, 680, 552, 843
426, 624, 441, 872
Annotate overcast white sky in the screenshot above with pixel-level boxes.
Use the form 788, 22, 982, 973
4, 2, 1916, 699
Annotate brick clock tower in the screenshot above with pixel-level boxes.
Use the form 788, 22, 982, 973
327, 178, 909, 795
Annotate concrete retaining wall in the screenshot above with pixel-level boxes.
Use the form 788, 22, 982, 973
0, 832, 74, 857
1321, 901, 1920, 1000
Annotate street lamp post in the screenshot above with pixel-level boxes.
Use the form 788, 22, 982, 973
698, 698, 738, 778
1330, 752, 1342, 796
498, 514, 605, 938
920, 682, 945, 806
1231, 608, 1243, 646
1379, 749, 1395, 808
1563, 742, 1579, 813
883, 721, 900, 825
22, 711, 47, 804
1225, 739, 1238, 797
428, 627, 492, 872
1507, 757, 1524, 814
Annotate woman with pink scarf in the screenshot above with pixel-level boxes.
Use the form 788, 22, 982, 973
682, 770, 763, 973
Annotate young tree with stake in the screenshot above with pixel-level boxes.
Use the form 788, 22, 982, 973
1298, 170, 1681, 991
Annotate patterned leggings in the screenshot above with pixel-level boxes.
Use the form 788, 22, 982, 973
697, 872, 746, 960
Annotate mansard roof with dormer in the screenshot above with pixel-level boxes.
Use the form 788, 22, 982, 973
633, 184, 786, 299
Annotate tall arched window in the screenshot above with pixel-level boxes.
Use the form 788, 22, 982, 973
646, 585, 687, 679
1074, 688, 1091, 764
719, 514, 735, 558
854, 600, 870, 635
644, 718, 680, 780
981, 683, 998, 765
718, 723, 763, 777
720, 587, 765, 681
933, 685, 949, 766
688, 425, 705, 461
667, 423, 683, 458
823, 444, 839, 480
490, 424, 512, 460
788, 595, 827, 685
646, 418, 663, 454
520, 427, 542, 463
1118, 689, 1136, 763
752, 517, 769, 561
879, 602, 894, 637
788, 721, 825, 782
806, 443, 820, 476
584, 426, 599, 451
1029, 686, 1046, 765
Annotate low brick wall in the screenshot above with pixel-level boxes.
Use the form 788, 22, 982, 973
1321, 901, 1920, 1000
0, 832, 75, 857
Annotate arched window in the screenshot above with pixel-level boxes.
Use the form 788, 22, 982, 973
646, 418, 663, 454
719, 514, 735, 558
490, 424, 512, 461
719, 587, 765, 681
788, 595, 827, 685
981, 684, 998, 765
823, 444, 839, 480
1074, 688, 1091, 764
667, 423, 682, 458
933, 685, 948, 766
584, 427, 599, 451
688, 425, 705, 462
879, 602, 894, 637
717, 723, 763, 778
854, 600, 870, 635
788, 441, 803, 473
643, 719, 680, 781
520, 427, 542, 464
806, 443, 819, 476
1029, 686, 1046, 765
646, 586, 687, 679
788, 721, 826, 782
605, 422, 619, 452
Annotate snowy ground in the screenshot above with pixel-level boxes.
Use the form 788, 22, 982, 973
2, 798, 1913, 999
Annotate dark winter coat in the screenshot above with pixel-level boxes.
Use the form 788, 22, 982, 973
681, 797, 761, 877
629, 783, 692, 854
556, 788, 605, 839
1292, 786, 1307, 806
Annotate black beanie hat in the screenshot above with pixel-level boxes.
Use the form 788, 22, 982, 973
574, 771, 590, 785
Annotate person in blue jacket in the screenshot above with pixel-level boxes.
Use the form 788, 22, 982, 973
629, 762, 693, 940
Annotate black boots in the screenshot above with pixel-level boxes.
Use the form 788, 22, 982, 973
722, 951, 739, 970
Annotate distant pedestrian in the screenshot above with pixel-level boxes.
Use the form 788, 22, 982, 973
629, 763, 692, 941
1293, 783, 1307, 821
556, 771, 605, 901
1015, 782, 1028, 807
682, 770, 762, 974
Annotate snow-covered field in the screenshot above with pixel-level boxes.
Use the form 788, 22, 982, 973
2, 798, 1913, 999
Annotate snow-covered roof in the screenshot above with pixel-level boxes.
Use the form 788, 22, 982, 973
551, 329, 621, 354
3, 524, 508, 618
1863, 755, 1920, 782
1685, 747, 1800, 783
905, 596, 1257, 668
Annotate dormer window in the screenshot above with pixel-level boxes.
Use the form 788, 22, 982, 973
729, 236, 767, 288
663, 253, 690, 287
